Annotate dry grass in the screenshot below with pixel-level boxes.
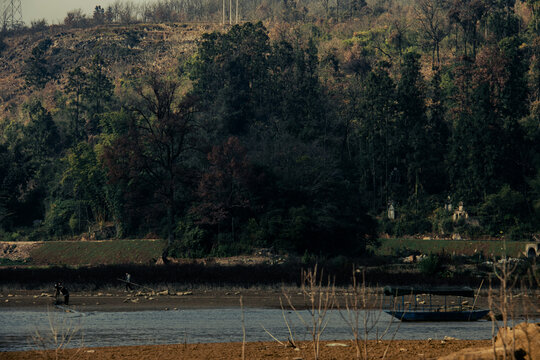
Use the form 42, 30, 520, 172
488, 253, 539, 360
30, 307, 83, 360
338, 268, 403, 360
282, 265, 336, 360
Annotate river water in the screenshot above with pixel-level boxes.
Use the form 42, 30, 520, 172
1, 308, 499, 352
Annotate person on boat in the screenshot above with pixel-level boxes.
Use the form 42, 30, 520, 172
125, 273, 133, 291
54, 282, 70, 305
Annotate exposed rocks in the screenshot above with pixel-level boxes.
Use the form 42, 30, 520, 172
438, 322, 539, 360
0, 242, 39, 261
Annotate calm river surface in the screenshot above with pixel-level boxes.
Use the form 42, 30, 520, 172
1, 308, 499, 351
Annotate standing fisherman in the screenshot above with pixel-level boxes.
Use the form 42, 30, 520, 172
125, 273, 133, 291
54, 282, 70, 305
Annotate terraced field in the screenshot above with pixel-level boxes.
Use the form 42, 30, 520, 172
1, 239, 166, 266
375, 238, 529, 258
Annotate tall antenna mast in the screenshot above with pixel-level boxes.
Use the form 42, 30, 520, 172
2, 0, 23, 31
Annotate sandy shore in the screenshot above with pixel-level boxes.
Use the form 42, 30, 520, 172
0, 339, 492, 359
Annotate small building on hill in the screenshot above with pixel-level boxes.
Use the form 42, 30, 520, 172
525, 235, 540, 258
452, 202, 468, 222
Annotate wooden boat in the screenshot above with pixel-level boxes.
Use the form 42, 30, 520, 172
383, 286, 489, 322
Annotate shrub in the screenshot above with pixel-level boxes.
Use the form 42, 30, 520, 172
301, 250, 325, 265
393, 217, 432, 236
209, 240, 252, 257
507, 223, 532, 241
44, 200, 78, 237
239, 217, 273, 248
326, 255, 350, 270
0, 36, 5, 54
30, 19, 48, 32
169, 220, 209, 258
418, 254, 442, 275
393, 246, 417, 258
430, 207, 454, 234
479, 185, 529, 235
454, 222, 483, 239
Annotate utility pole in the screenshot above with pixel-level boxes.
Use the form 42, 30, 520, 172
229, 0, 232, 24
1, 0, 23, 31
235, 0, 238, 24
222, 0, 225, 25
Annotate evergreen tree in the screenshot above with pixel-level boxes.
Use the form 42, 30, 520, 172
355, 63, 397, 210
83, 55, 114, 135
190, 22, 270, 136
23, 39, 55, 89
396, 52, 429, 201
66, 66, 87, 142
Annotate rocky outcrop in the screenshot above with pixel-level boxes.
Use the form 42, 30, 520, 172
438, 322, 539, 360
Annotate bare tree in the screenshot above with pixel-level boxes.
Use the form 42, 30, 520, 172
119, 1, 137, 24
282, 265, 335, 360
415, 0, 448, 68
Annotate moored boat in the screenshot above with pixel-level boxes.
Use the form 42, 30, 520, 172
383, 286, 489, 322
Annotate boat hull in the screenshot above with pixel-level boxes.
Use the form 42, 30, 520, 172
385, 309, 490, 322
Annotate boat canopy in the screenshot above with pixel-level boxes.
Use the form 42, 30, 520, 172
383, 286, 475, 297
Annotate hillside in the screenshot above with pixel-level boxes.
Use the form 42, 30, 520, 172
1, 3, 540, 261
0, 22, 219, 114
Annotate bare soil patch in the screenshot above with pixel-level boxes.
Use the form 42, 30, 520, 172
0, 242, 41, 261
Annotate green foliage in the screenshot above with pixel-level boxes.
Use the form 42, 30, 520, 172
485, 8, 520, 42
61, 142, 109, 229
418, 254, 442, 275
169, 220, 209, 258
209, 233, 253, 257
44, 200, 78, 237
65, 66, 87, 141
478, 185, 528, 235
190, 22, 271, 135
382, 208, 433, 237
376, 238, 527, 257
23, 99, 60, 158
430, 208, 454, 235
23, 39, 57, 88
0, 35, 6, 54
83, 55, 114, 133
394, 217, 432, 237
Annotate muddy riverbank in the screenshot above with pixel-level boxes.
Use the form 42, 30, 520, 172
0, 340, 492, 359
0, 287, 512, 313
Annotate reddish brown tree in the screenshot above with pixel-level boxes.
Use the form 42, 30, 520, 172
191, 136, 254, 240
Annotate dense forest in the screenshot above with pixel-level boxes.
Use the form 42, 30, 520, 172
1, 0, 540, 258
